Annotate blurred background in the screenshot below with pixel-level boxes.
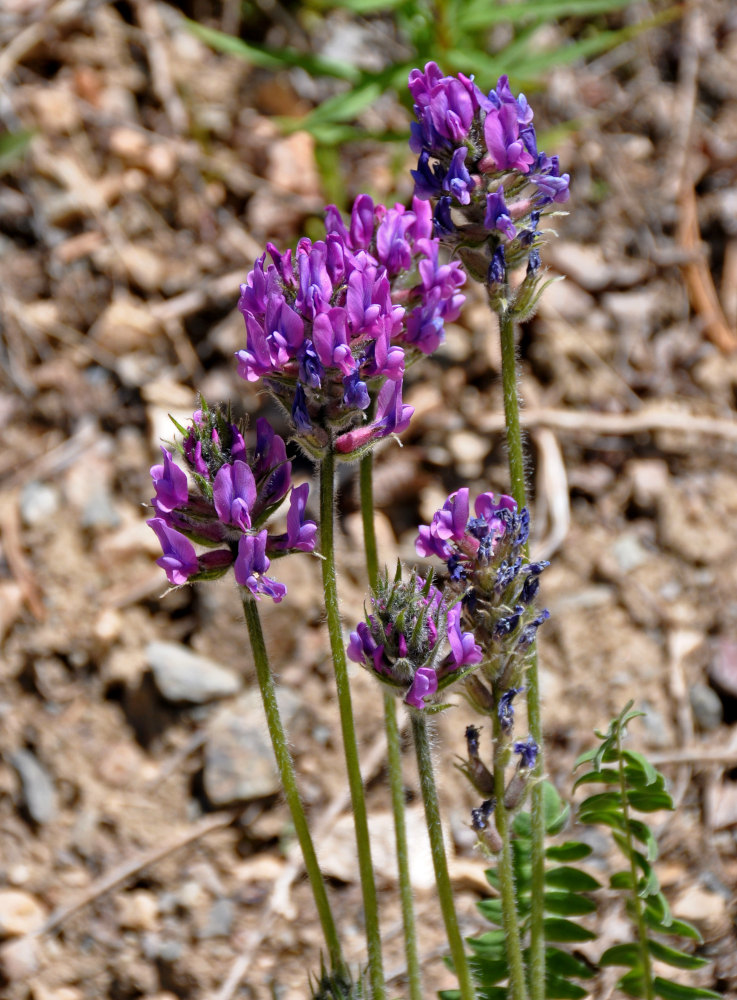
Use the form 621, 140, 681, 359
0, 0, 736, 997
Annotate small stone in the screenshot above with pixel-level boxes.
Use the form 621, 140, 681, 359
81, 487, 121, 529
318, 807, 435, 890
11, 749, 58, 824
0, 890, 47, 936
20, 482, 60, 527
689, 683, 723, 732
203, 687, 300, 806
147, 641, 242, 705
0, 936, 40, 980
197, 898, 234, 939
117, 890, 159, 932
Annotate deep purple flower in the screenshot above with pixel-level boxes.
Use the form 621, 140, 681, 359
151, 448, 189, 513
250, 420, 290, 513
498, 687, 523, 732
405, 666, 438, 709
234, 530, 286, 602
334, 379, 413, 455
443, 147, 474, 205
514, 735, 539, 769
488, 245, 506, 286
147, 518, 200, 586
485, 190, 516, 239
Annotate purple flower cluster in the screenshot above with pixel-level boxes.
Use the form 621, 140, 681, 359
347, 569, 482, 711
147, 406, 316, 602
236, 195, 466, 459
416, 488, 549, 678
408, 62, 569, 296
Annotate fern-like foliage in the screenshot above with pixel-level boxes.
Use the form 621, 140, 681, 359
442, 782, 599, 1000
574, 702, 720, 1000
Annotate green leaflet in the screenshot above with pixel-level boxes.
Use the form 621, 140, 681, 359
576, 703, 717, 1000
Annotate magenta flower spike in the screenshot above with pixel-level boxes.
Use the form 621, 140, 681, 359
235, 193, 466, 460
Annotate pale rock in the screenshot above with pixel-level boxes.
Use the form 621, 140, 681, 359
204, 687, 301, 805
673, 885, 727, 930
92, 295, 160, 353
117, 890, 159, 931
11, 749, 58, 825
318, 807, 435, 890
20, 482, 60, 527
268, 132, 320, 197
689, 683, 723, 732
0, 936, 40, 980
0, 890, 47, 936
147, 641, 242, 704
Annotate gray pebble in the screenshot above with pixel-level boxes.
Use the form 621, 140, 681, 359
20, 482, 60, 527
11, 749, 57, 825
204, 688, 300, 806
689, 682, 723, 732
197, 898, 234, 939
147, 641, 242, 705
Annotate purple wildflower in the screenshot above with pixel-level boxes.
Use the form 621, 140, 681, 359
234, 530, 287, 603
485, 190, 516, 239
405, 667, 438, 709
513, 735, 539, 770
151, 448, 189, 513
147, 518, 200, 586
498, 687, 523, 733
213, 461, 256, 532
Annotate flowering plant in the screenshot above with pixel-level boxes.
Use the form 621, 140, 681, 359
144, 64, 717, 1000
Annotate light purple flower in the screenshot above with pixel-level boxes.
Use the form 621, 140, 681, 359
269, 484, 317, 553
150, 448, 188, 513
213, 461, 257, 531
447, 604, 483, 667
405, 666, 438, 709
482, 103, 535, 174
147, 518, 199, 586
234, 530, 286, 602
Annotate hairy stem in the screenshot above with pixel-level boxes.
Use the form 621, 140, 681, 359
359, 452, 423, 1000
241, 593, 345, 973
320, 447, 385, 1000
617, 728, 655, 1000
493, 708, 530, 1000
411, 712, 476, 1000
498, 303, 545, 1000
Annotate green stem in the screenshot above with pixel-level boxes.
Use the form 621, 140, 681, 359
617, 729, 655, 1000
498, 304, 545, 1000
241, 593, 344, 974
320, 447, 385, 1000
411, 712, 476, 1000
359, 453, 423, 1000
493, 709, 530, 1000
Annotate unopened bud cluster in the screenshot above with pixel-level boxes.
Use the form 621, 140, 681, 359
347, 565, 482, 711
416, 488, 549, 845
